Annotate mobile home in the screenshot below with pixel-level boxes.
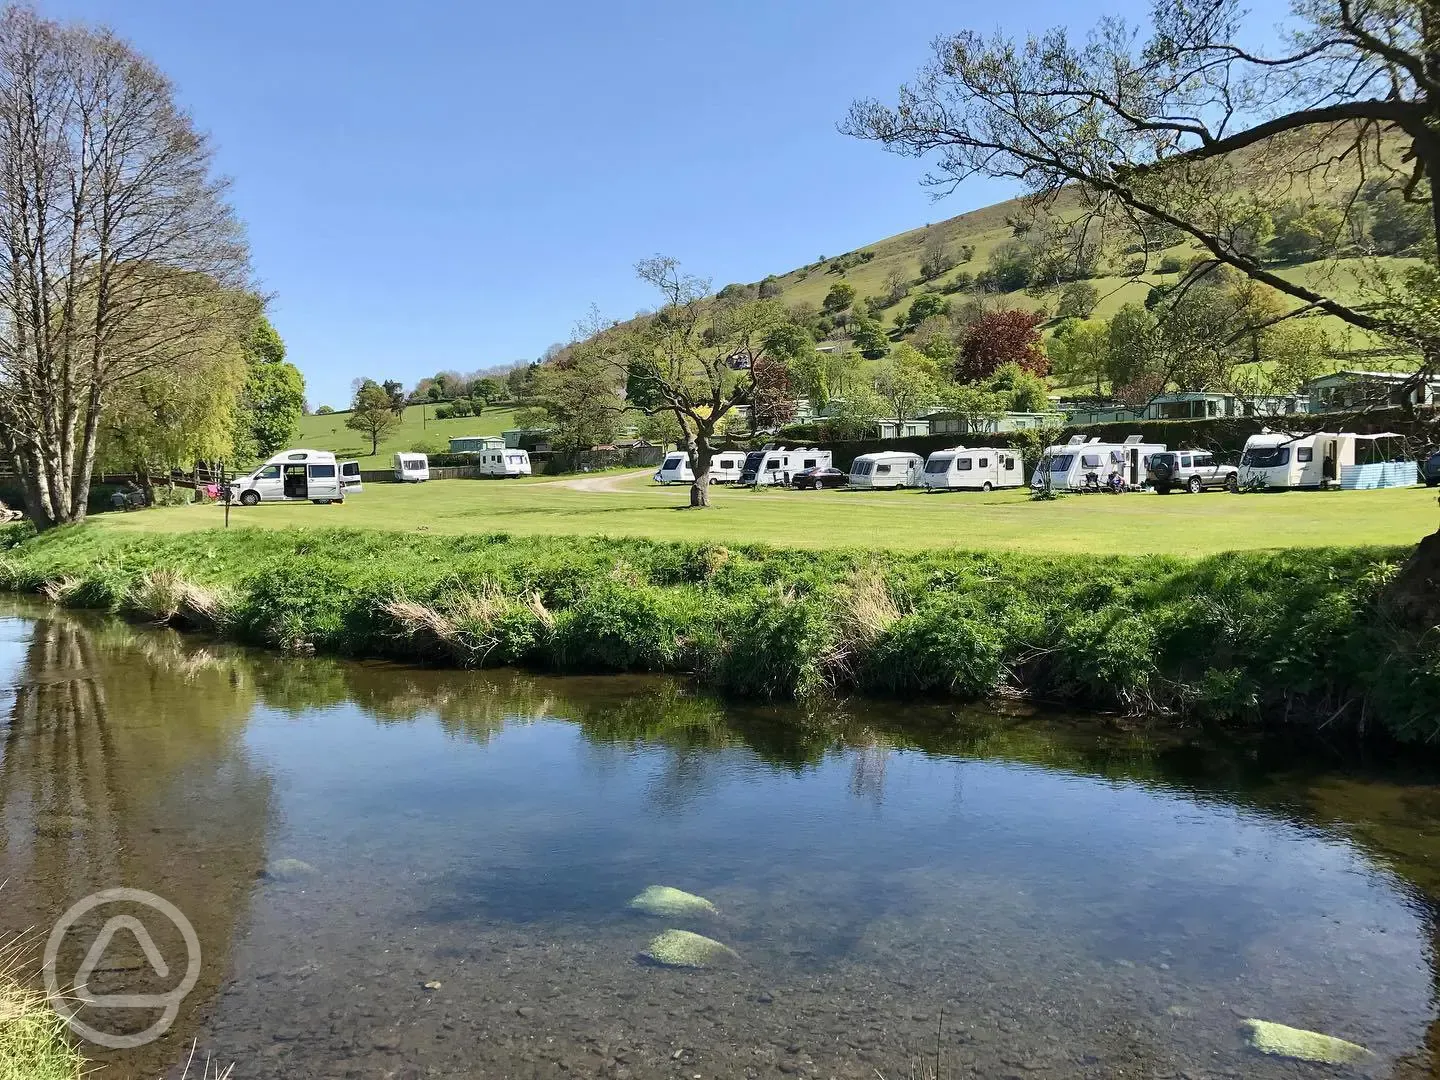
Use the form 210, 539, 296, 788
922, 447, 1025, 491
475, 448, 533, 478
849, 451, 923, 489
740, 446, 832, 486
653, 451, 746, 485
1031, 435, 1166, 492
229, 449, 345, 505
1239, 431, 1417, 489
393, 452, 430, 482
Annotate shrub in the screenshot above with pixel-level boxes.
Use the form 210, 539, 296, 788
860, 600, 1005, 698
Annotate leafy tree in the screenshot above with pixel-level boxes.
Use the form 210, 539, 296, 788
446, 397, 475, 418
1056, 281, 1100, 319
1270, 203, 1345, 262
871, 344, 940, 428
987, 240, 1034, 291
904, 293, 951, 330
1367, 183, 1433, 254
851, 313, 891, 360
346, 381, 402, 455
472, 376, 506, 403
316, 405, 335, 415
823, 281, 856, 313
956, 309, 1048, 382
382, 379, 407, 416
984, 362, 1050, 412
752, 356, 799, 430
912, 316, 957, 362
717, 282, 754, 301
515, 344, 623, 451
1048, 317, 1111, 395
1105, 303, 1163, 393
757, 275, 783, 299
232, 316, 306, 463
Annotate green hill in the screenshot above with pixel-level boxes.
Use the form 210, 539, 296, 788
296, 404, 521, 461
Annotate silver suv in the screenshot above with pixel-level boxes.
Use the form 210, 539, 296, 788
1148, 449, 1239, 494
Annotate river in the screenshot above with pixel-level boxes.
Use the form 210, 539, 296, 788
2, 597, 1438, 1079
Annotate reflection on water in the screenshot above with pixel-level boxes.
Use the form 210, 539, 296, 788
2, 598, 1440, 1078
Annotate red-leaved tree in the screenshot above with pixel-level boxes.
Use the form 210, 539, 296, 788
751, 355, 798, 430
955, 310, 1048, 383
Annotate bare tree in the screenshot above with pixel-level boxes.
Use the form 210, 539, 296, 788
0, 6, 249, 528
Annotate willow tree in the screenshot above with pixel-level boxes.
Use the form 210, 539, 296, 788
843, 0, 1440, 384
0, 6, 249, 528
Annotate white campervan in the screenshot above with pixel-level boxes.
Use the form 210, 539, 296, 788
393, 452, 430, 482
653, 451, 746, 485
922, 447, 1025, 491
740, 446, 832, 486
476, 448, 532, 478
1032, 435, 1167, 492
1240, 431, 1417, 489
849, 451, 923, 489
230, 449, 345, 505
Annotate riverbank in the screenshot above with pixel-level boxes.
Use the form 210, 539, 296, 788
1, 522, 1434, 741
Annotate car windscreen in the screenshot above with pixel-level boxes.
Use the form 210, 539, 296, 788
1242, 446, 1290, 467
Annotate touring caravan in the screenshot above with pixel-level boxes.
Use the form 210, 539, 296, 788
1239, 431, 1417, 490
653, 450, 746, 485
740, 446, 832, 486
849, 451, 923, 489
340, 460, 363, 495
1031, 435, 1167, 492
476, 448, 533, 478
922, 447, 1025, 491
229, 449, 345, 505
393, 452, 430, 482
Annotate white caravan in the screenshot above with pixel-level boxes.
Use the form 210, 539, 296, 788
340, 459, 363, 495
230, 449, 345, 505
849, 451, 923, 489
393, 452, 430, 482
740, 446, 832, 486
653, 450, 746, 485
922, 447, 1025, 491
1031, 435, 1167, 492
1240, 431, 1417, 489
476, 448, 533, 478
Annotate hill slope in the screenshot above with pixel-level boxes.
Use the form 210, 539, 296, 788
297, 404, 521, 460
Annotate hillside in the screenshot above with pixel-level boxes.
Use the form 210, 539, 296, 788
297, 403, 521, 460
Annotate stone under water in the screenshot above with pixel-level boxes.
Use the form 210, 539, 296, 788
1240, 1019, 1370, 1065
626, 885, 718, 918
265, 858, 317, 882
639, 930, 737, 969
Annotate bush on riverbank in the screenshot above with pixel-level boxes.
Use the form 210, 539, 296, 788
0, 525, 1433, 740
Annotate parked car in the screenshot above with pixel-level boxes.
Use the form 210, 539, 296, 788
791, 466, 847, 490
1148, 449, 1239, 494
1423, 450, 1440, 487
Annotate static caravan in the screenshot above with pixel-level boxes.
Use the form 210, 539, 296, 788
849, 451, 923, 489
393, 452, 430, 482
653, 451, 746, 485
230, 449, 345, 505
1031, 435, 1167, 492
740, 446, 832, 486
476, 448, 533, 478
1240, 431, 1417, 490
340, 460, 363, 495
922, 447, 1025, 491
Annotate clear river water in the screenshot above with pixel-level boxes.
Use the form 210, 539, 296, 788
2, 597, 1439, 1079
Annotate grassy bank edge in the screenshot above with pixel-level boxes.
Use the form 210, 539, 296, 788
0, 521, 1434, 742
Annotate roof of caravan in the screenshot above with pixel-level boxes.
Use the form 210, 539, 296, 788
853, 451, 922, 462
395, 451, 427, 459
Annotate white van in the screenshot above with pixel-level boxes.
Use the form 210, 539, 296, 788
922, 447, 1025, 491
1240, 431, 1417, 489
230, 449, 345, 505
477, 448, 532, 478
340, 460, 363, 495
740, 446, 832, 486
849, 451, 923, 489
1032, 435, 1167, 492
653, 451, 746, 485
393, 452, 430, 482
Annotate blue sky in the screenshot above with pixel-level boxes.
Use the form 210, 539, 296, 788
46, 0, 1168, 409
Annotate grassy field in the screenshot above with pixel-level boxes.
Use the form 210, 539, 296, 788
296, 403, 521, 460
95, 471, 1439, 553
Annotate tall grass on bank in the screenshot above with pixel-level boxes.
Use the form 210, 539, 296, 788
1, 524, 1435, 741
0, 925, 84, 1080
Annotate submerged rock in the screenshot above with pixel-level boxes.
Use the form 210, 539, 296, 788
264, 858, 317, 882
1241, 1019, 1370, 1064
627, 885, 718, 918
640, 929, 737, 969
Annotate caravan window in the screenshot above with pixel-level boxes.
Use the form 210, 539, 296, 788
1049, 454, 1074, 472
1081, 454, 1101, 468
507, 454, 525, 465
978, 457, 989, 468
664, 455, 684, 469
765, 457, 781, 470
875, 464, 891, 474
802, 458, 817, 469
1003, 457, 1015, 470
1242, 446, 1291, 467
956, 458, 973, 471
403, 459, 423, 472
308, 464, 336, 478
1297, 447, 1313, 463
923, 458, 949, 474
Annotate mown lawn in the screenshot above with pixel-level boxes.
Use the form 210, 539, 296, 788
296, 403, 521, 460
92, 471, 1440, 553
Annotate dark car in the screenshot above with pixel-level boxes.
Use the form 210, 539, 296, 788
1424, 450, 1440, 488
791, 466, 847, 490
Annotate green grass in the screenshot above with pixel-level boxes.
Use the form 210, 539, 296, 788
296, 403, 521, 460
88, 471, 1440, 554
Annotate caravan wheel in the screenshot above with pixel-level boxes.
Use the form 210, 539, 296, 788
982, 481, 993, 492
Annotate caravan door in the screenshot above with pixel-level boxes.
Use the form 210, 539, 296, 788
340, 460, 363, 494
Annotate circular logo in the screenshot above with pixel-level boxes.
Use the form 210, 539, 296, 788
43, 887, 202, 1049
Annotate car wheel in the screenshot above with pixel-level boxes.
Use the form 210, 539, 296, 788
1428, 478, 1439, 488
1156, 484, 1171, 495
1187, 476, 1203, 494
1226, 474, 1239, 492
239, 491, 260, 506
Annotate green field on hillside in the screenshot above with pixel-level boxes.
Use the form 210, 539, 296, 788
94, 471, 1438, 554
296, 403, 521, 460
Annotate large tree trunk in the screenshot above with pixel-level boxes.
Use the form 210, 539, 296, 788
688, 434, 714, 509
